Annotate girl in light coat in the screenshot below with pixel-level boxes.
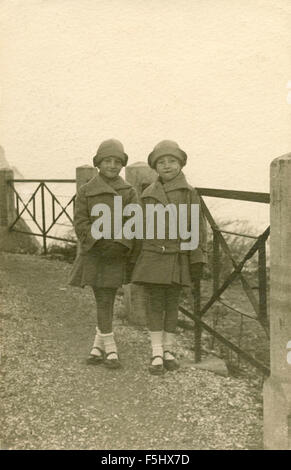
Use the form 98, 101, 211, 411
132, 140, 207, 375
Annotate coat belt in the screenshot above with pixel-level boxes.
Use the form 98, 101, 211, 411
143, 244, 180, 254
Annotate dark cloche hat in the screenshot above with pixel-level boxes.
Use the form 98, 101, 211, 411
93, 139, 128, 167
148, 140, 187, 169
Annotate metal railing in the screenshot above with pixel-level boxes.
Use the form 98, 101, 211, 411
8, 179, 77, 253
179, 187, 270, 376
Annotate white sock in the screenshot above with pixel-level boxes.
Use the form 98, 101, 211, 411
163, 331, 176, 360
90, 327, 104, 357
150, 331, 163, 366
101, 332, 118, 360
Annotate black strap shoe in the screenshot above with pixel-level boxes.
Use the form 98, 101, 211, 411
163, 351, 180, 371
104, 352, 122, 369
148, 355, 165, 375
86, 347, 104, 365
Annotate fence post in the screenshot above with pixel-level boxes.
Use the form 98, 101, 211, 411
193, 279, 202, 362
258, 238, 267, 322
213, 230, 220, 293
125, 162, 156, 195
76, 165, 97, 191
0, 168, 14, 227
0, 168, 15, 252
40, 183, 47, 254
263, 153, 291, 450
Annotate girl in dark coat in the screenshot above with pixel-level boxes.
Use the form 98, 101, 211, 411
69, 139, 138, 369
132, 140, 208, 375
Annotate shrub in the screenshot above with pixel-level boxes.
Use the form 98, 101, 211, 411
46, 228, 77, 263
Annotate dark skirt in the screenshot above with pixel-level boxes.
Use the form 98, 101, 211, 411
131, 250, 192, 287
69, 252, 127, 289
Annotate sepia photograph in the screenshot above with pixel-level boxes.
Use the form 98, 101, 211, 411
0, 0, 291, 454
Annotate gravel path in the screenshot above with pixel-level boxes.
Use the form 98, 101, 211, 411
0, 252, 263, 450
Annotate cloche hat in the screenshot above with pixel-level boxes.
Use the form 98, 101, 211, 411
93, 139, 128, 167
148, 140, 187, 169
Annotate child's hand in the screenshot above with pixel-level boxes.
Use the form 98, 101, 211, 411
190, 262, 204, 281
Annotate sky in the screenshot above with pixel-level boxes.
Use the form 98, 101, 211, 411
0, 0, 291, 228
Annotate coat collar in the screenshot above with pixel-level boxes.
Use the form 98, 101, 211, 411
83, 173, 132, 196
141, 171, 192, 204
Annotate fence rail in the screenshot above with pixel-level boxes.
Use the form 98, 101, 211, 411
196, 187, 270, 203
8, 179, 77, 253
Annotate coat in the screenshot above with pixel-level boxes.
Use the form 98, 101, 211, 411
131, 171, 208, 287
69, 173, 138, 288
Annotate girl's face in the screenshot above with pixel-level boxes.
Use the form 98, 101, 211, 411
99, 156, 123, 179
155, 155, 181, 182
